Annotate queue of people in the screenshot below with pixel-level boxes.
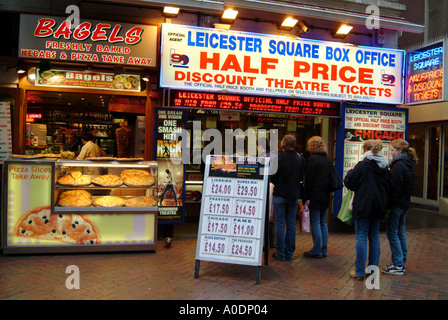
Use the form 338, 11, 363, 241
267, 135, 417, 280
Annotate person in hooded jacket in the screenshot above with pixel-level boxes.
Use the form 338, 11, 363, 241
382, 139, 417, 276
303, 136, 333, 258
344, 139, 393, 280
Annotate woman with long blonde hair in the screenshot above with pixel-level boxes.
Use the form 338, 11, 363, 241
382, 139, 417, 275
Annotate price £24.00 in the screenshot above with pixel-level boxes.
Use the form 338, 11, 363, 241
210, 182, 232, 196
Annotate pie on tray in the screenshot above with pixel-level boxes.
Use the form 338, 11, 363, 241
59, 190, 92, 199
123, 175, 155, 187
93, 196, 126, 207
57, 173, 92, 186
13, 206, 100, 245
120, 169, 151, 179
58, 195, 93, 207
92, 174, 123, 187
125, 196, 157, 207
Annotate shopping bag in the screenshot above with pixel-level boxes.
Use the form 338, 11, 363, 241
301, 200, 310, 233
337, 190, 353, 225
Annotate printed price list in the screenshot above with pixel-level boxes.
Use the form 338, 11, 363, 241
198, 176, 264, 263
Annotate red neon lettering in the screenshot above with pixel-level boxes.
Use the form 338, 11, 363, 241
125, 27, 143, 45
73, 22, 92, 40
109, 25, 124, 43
53, 21, 71, 40
34, 18, 56, 37
91, 23, 110, 41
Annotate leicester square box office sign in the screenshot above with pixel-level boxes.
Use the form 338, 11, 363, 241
405, 40, 446, 105
18, 13, 158, 67
160, 23, 405, 104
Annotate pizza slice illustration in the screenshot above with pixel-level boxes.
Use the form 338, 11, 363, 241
14, 206, 101, 245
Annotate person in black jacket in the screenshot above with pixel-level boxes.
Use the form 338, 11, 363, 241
382, 139, 418, 276
344, 139, 393, 280
270, 135, 304, 261
303, 136, 333, 258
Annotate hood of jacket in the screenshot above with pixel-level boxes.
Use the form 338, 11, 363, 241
363, 151, 388, 169
390, 152, 415, 168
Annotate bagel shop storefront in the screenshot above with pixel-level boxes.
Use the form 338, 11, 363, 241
158, 24, 406, 228
2, 13, 162, 254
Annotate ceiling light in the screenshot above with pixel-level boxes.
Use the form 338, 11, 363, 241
163, 6, 180, 17
281, 17, 298, 29
222, 9, 238, 21
336, 24, 353, 35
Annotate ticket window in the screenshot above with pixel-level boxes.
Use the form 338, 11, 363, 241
185, 110, 323, 169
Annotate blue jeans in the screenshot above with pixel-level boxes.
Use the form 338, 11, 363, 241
386, 207, 408, 266
354, 216, 381, 277
273, 196, 299, 260
309, 208, 328, 257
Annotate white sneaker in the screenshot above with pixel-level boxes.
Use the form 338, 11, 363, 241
381, 264, 405, 275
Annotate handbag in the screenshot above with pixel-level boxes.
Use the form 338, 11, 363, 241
329, 164, 343, 192
337, 190, 353, 225
301, 200, 310, 233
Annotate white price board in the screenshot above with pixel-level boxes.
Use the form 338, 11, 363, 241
195, 155, 269, 268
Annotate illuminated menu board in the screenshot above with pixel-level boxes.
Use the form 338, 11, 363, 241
405, 41, 445, 105
167, 90, 340, 117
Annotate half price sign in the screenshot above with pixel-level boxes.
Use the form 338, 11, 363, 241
195, 155, 269, 268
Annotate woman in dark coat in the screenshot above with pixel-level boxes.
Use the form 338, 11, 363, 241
271, 135, 304, 261
344, 139, 393, 280
382, 139, 417, 275
303, 136, 333, 258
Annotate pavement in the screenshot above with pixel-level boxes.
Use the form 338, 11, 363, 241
1, 207, 448, 304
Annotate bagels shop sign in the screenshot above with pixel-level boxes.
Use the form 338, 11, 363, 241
405, 40, 446, 105
18, 14, 158, 67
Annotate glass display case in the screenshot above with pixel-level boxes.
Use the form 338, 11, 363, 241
53, 159, 158, 213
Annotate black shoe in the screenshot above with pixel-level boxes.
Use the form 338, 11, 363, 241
304, 251, 321, 258
272, 253, 285, 261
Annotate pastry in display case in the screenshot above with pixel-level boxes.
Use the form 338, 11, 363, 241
53, 160, 158, 213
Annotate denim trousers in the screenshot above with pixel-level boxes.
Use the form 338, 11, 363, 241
309, 208, 328, 257
386, 207, 408, 266
354, 216, 381, 277
273, 196, 299, 260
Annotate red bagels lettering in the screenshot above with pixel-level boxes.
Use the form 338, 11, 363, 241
33, 19, 143, 45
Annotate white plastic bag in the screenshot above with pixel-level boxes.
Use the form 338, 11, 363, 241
301, 200, 310, 233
